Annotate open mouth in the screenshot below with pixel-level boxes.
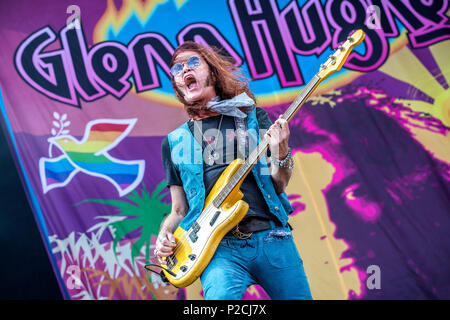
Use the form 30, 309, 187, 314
184, 74, 198, 91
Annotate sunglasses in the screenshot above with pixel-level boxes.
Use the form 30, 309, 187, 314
170, 56, 201, 77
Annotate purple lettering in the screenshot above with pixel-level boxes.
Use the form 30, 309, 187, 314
128, 33, 174, 92
14, 26, 78, 106
60, 19, 105, 102
326, 0, 389, 71
368, 0, 450, 47
88, 42, 132, 98
229, 0, 304, 87
281, 0, 332, 56
178, 23, 243, 66
13, 1, 449, 106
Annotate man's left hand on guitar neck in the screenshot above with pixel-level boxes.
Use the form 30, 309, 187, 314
264, 115, 293, 194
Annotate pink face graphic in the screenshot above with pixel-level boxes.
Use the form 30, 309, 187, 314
265, 86, 450, 299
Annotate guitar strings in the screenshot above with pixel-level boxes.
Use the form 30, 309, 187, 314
168, 148, 257, 262
167, 138, 268, 265
168, 128, 265, 260
167, 120, 278, 264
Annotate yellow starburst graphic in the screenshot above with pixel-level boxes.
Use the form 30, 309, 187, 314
379, 40, 450, 127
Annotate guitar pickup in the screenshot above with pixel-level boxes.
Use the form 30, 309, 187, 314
189, 232, 198, 242
210, 211, 221, 226
192, 222, 200, 232
189, 222, 200, 242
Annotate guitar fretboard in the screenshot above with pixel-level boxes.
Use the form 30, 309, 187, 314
212, 74, 322, 208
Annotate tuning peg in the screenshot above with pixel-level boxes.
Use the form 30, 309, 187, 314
328, 55, 336, 65
338, 45, 344, 51
347, 36, 354, 42
320, 63, 326, 69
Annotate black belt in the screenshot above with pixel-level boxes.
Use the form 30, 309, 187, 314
229, 217, 282, 239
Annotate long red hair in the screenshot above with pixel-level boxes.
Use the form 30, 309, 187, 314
170, 42, 256, 118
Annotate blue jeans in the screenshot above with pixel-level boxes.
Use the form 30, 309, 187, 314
200, 223, 313, 300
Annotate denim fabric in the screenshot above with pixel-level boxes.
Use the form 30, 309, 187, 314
200, 224, 313, 300
167, 105, 293, 231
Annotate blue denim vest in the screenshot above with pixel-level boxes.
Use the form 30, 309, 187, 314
167, 106, 293, 230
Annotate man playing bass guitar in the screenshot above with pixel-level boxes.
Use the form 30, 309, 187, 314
155, 41, 312, 300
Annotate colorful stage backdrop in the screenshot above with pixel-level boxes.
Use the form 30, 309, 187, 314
0, 0, 449, 300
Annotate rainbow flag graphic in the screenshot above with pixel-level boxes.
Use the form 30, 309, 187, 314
39, 118, 145, 197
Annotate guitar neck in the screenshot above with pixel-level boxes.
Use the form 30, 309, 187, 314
212, 74, 322, 208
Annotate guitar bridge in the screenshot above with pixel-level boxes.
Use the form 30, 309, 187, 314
166, 254, 177, 269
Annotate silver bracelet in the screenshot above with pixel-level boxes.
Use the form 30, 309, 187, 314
271, 148, 294, 169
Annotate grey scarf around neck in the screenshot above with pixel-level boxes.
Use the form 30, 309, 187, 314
206, 92, 255, 118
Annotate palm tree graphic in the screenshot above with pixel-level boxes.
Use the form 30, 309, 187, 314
78, 180, 170, 268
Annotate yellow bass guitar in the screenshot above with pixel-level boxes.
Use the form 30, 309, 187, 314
151, 29, 365, 288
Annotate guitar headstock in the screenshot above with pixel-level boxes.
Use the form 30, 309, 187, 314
317, 29, 365, 79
